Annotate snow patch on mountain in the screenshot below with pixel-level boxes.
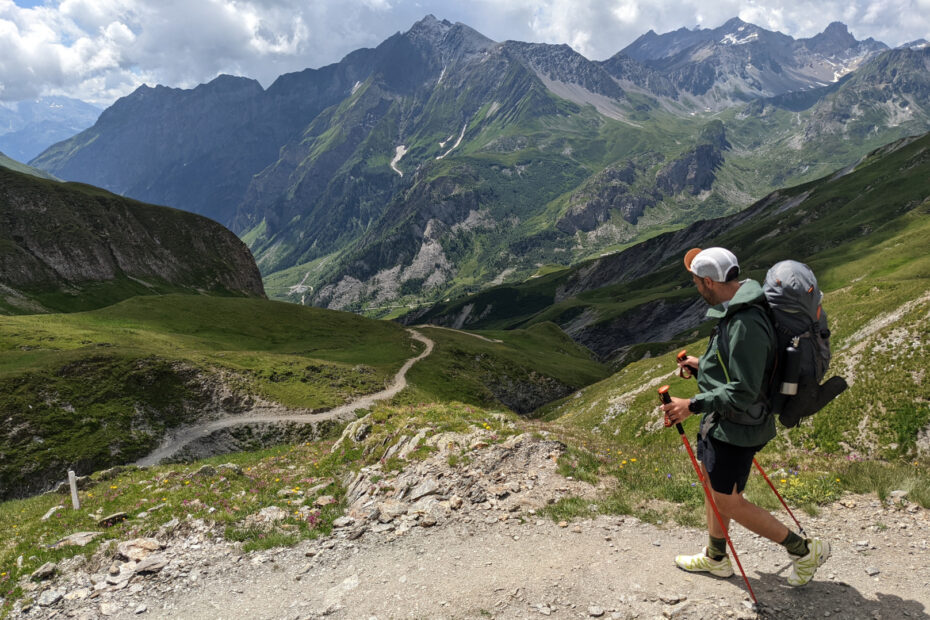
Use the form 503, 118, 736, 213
391, 145, 407, 177
437, 124, 467, 159
720, 30, 759, 46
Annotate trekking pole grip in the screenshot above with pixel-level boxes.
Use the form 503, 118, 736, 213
658, 385, 685, 434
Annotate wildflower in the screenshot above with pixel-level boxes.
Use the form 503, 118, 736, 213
110, 485, 117, 489
835, 478, 841, 482
630, 458, 637, 463
184, 481, 190, 485
0, 572, 5, 577
666, 473, 672, 479
275, 478, 280, 482
780, 479, 787, 484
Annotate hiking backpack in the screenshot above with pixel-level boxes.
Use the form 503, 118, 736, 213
717, 260, 848, 427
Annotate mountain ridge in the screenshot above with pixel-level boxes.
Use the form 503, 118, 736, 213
29, 16, 929, 317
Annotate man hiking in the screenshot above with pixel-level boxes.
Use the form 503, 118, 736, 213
660, 247, 830, 586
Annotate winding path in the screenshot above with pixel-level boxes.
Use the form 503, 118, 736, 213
135, 330, 434, 466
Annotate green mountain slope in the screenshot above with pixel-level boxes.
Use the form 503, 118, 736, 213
0, 295, 606, 500
0, 167, 265, 315
256, 44, 930, 315
29, 18, 930, 317
0, 151, 56, 180
409, 130, 930, 364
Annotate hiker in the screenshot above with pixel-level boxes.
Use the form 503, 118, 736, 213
659, 247, 830, 586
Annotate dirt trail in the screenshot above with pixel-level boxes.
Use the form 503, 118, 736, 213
417, 324, 503, 343
92, 495, 929, 620
136, 330, 433, 466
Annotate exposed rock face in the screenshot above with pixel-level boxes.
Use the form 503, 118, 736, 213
0, 167, 264, 313
620, 17, 888, 104
804, 48, 930, 139
655, 122, 730, 196
559, 123, 728, 236
557, 160, 659, 234
505, 41, 625, 100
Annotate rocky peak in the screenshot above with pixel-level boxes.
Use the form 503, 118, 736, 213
404, 15, 496, 65
801, 22, 858, 56
901, 39, 930, 50
405, 14, 453, 46
504, 41, 625, 99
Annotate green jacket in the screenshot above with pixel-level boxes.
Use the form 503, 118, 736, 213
692, 279, 776, 447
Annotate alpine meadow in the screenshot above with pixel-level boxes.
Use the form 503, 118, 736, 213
0, 10, 929, 620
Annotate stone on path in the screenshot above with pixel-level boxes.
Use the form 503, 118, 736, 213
134, 554, 169, 575
37, 589, 64, 606
117, 538, 163, 562
31, 562, 56, 581
51, 531, 102, 549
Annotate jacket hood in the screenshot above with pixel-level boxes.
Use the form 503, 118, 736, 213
706, 279, 765, 319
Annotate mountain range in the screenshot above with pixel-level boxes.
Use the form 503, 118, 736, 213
0, 96, 101, 163
28, 16, 930, 316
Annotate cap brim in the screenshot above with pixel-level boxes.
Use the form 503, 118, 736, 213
683, 248, 702, 272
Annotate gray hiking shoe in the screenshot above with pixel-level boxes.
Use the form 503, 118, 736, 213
788, 538, 831, 586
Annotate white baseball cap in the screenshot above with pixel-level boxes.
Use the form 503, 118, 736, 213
683, 247, 740, 282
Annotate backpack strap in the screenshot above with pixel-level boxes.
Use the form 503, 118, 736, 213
712, 302, 776, 423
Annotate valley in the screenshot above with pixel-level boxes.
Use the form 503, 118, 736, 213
0, 12, 928, 620
24, 17, 930, 316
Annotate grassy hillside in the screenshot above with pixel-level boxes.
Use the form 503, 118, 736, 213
410, 131, 930, 366
0, 152, 56, 180
0, 167, 264, 315
0, 294, 607, 500
403, 322, 609, 412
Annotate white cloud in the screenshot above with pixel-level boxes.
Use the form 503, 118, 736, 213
0, 0, 928, 105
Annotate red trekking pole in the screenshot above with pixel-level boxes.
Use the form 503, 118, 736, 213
753, 459, 806, 537
660, 385, 759, 606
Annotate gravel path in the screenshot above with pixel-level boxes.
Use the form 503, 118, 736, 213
86, 495, 929, 620
135, 330, 433, 466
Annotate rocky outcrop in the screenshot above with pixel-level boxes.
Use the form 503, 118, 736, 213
557, 161, 659, 234
655, 121, 729, 196
0, 167, 264, 313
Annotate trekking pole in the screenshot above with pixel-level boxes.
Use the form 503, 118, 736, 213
752, 458, 806, 538
660, 385, 759, 607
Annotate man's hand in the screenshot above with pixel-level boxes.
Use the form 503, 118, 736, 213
661, 396, 693, 426
677, 355, 699, 379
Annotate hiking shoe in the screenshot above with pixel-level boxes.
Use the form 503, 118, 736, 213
788, 538, 831, 586
675, 547, 734, 578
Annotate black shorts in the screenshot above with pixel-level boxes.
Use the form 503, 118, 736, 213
696, 433, 764, 494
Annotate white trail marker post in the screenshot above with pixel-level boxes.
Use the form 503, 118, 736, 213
68, 470, 80, 510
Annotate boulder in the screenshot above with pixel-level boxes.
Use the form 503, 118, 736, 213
117, 538, 163, 562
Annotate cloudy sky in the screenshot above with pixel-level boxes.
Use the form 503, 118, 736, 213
1, 0, 929, 105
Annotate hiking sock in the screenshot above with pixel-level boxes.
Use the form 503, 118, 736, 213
707, 535, 728, 560
781, 531, 809, 557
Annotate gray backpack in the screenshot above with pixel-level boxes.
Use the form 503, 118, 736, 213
762, 260, 847, 427
715, 260, 848, 427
